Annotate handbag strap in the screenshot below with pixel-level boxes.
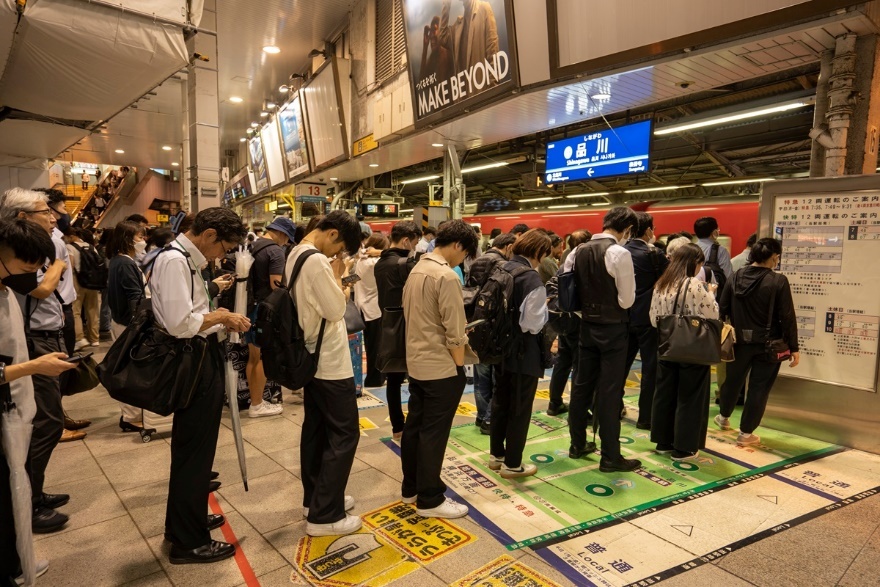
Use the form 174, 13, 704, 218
672, 278, 691, 316
765, 272, 778, 338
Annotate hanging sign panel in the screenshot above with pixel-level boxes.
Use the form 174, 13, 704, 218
401, 0, 517, 126
248, 135, 269, 193
277, 95, 310, 178
772, 191, 880, 391
544, 120, 652, 183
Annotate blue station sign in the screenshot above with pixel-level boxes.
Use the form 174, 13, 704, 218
545, 120, 652, 183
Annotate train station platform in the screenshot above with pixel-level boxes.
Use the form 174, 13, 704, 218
42, 344, 880, 587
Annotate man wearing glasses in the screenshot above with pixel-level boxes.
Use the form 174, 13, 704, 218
0, 188, 73, 534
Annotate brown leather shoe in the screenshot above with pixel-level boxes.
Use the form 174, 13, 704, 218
64, 416, 91, 430
59, 429, 87, 442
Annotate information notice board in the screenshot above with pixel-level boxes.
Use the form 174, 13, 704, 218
772, 190, 880, 391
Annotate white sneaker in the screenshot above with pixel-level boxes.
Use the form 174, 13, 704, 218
416, 497, 468, 519
15, 559, 49, 585
89, 341, 101, 347
304, 495, 355, 518
714, 414, 731, 431
74, 339, 89, 351
737, 432, 760, 446
487, 455, 504, 471
249, 401, 283, 418
500, 463, 537, 479
401, 495, 416, 504
305, 514, 362, 537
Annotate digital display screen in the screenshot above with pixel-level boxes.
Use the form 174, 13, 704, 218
382, 204, 398, 217
545, 120, 652, 183
362, 203, 399, 218
366, 204, 379, 214
477, 197, 520, 213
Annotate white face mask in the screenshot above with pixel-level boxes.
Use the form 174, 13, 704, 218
134, 239, 147, 261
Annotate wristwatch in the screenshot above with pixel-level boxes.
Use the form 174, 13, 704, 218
0, 363, 6, 386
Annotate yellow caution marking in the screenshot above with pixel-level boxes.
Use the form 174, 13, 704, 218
451, 555, 566, 586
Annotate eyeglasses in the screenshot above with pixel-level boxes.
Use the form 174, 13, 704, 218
25, 209, 53, 217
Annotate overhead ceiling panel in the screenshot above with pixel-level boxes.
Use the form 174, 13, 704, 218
0, 119, 87, 160
90, 0, 189, 24
0, 0, 187, 121
0, 0, 16, 81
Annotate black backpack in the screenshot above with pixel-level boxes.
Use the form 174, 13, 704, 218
71, 242, 109, 290
468, 265, 529, 364
704, 243, 728, 294
255, 249, 325, 390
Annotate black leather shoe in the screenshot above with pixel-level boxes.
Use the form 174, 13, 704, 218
209, 481, 221, 493
32, 506, 68, 534
547, 403, 569, 417
210, 471, 220, 481
41, 492, 70, 509
620, 406, 627, 419
599, 457, 642, 473
635, 421, 651, 430
169, 540, 235, 565
207, 514, 225, 531
119, 417, 142, 433
64, 416, 91, 430
568, 442, 597, 459
479, 420, 491, 435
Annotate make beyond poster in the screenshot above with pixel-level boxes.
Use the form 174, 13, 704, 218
278, 95, 310, 178
402, 0, 515, 124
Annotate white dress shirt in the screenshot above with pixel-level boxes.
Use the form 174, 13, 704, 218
149, 234, 221, 339
354, 254, 381, 322
53, 228, 76, 305
286, 244, 352, 381
563, 233, 636, 310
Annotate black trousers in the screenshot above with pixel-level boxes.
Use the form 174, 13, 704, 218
301, 377, 359, 524
548, 324, 579, 408
651, 361, 711, 453
719, 344, 782, 434
385, 372, 406, 433
0, 428, 21, 583
491, 369, 539, 468
401, 369, 465, 509
26, 331, 65, 502
624, 324, 659, 426
569, 322, 628, 460
362, 318, 385, 387
164, 338, 225, 550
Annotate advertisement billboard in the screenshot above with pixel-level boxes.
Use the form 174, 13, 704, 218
402, 0, 516, 125
248, 134, 269, 193
545, 120, 652, 184
278, 95, 310, 178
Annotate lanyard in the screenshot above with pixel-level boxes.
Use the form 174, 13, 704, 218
171, 241, 214, 311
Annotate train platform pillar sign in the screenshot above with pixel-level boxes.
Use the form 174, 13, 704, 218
414, 206, 449, 230
183, 2, 221, 213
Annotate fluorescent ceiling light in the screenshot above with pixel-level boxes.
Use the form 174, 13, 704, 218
279, 85, 289, 93
519, 196, 554, 203
162, 145, 172, 151
115, 149, 124, 154
369, 163, 379, 168
566, 192, 610, 199
589, 203, 607, 206
250, 122, 259, 128
239, 138, 246, 142
400, 209, 413, 213
701, 177, 775, 187
624, 185, 693, 194
330, 177, 338, 181
548, 204, 579, 209
400, 174, 441, 185
246, 128, 254, 134
171, 162, 179, 166
229, 96, 243, 103
461, 161, 509, 174
591, 93, 611, 100
431, 143, 444, 147
267, 102, 276, 109
262, 45, 281, 54
655, 101, 812, 135
260, 111, 269, 117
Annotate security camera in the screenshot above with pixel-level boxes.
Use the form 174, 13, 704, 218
677, 81, 692, 89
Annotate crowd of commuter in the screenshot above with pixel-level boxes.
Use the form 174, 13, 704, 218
0, 186, 801, 582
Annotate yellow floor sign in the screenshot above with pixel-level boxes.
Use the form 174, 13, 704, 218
359, 417, 378, 436
451, 555, 565, 587
363, 501, 475, 562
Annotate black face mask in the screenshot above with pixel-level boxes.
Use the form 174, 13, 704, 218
0, 271, 39, 296
56, 213, 71, 233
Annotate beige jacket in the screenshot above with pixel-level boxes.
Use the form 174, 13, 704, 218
440, 0, 500, 74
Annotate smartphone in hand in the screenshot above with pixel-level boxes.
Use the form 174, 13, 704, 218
65, 352, 94, 364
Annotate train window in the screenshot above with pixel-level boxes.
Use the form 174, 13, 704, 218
716, 235, 732, 253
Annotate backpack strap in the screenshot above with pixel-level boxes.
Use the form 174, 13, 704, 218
285, 248, 326, 358
146, 244, 196, 304
765, 272, 778, 338
709, 243, 720, 265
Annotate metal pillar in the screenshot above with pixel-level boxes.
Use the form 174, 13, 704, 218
809, 50, 833, 177
846, 34, 880, 174
824, 34, 857, 177
183, 0, 221, 212
442, 145, 464, 219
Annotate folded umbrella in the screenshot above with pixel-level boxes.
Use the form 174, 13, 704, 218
1, 384, 35, 586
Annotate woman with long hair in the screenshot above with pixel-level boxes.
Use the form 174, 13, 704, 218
106, 221, 147, 431
355, 232, 389, 388
649, 243, 719, 460
715, 238, 799, 445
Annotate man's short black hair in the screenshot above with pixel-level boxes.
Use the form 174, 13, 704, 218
511, 223, 529, 235
317, 210, 362, 255
190, 207, 247, 244
694, 217, 719, 239
423, 226, 437, 237
434, 219, 479, 257
634, 212, 654, 238
490, 228, 502, 238
390, 220, 422, 244
34, 187, 67, 207
491, 233, 516, 250
602, 207, 637, 233
126, 214, 149, 225
746, 232, 757, 248
0, 218, 56, 264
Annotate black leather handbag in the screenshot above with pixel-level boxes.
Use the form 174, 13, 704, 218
376, 307, 407, 373
344, 299, 366, 334
63, 354, 100, 396
762, 275, 791, 363
656, 278, 723, 366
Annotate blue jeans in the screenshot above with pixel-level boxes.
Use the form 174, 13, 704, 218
473, 363, 495, 423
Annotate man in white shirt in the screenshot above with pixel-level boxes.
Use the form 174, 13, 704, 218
568, 207, 641, 473
65, 230, 102, 349
414, 225, 436, 253
150, 208, 250, 565
285, 211, 363, 537
731, 233, 757, 273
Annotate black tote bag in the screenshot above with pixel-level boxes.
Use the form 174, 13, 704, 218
376, 307, 407, 373
656, 278, 723, 366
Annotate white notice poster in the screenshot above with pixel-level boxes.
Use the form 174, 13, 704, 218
773, 192, 880, 391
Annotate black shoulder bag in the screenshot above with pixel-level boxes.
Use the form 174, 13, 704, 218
97, 244, 208, 416
656, 278, 723, 365
377, 256, 412, 374
762, 274, 792, 363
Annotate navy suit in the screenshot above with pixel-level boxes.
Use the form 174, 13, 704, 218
623, 240, 668, 427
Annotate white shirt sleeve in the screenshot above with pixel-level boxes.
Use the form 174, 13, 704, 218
66, 244, 81, 273
518, 285, 548, 334
151, 255, 204, 338
606, 245, 636, 309
304, 255, 347, 323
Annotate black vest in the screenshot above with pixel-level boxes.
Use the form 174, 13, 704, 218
575, 238, 629, 324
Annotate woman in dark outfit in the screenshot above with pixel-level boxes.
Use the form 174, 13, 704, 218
489, 230, 551, 479
715, 238, 800, 445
